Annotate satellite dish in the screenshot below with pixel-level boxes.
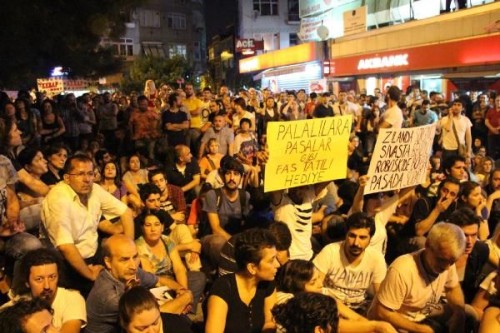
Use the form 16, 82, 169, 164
317, 25, 329, 40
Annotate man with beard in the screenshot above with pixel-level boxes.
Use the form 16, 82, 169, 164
85, 235, 192, 333
183, 83, 203, 157
198, 114, 234, 160
313, 212, 387, 313
6, 248, 86, 332
41, 155, 135, 295
369, 223, 466, 333
200, 158, 250, 267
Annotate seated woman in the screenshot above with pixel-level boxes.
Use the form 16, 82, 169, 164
41, 143, 69, 186
199, 138, 224, 181
205, 228, 278, 333
275, 259, 396, 333
16, 147, 49, 232
122, 154, 149, 209
119, 286, 193, 333
135, 210, 205, 311
459, 181, 490, 240
272, 292, 339, 333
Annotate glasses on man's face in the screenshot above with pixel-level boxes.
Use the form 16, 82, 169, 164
68, 172, 95, 179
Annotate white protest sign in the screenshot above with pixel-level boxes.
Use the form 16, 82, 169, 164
365, 124, 436, 194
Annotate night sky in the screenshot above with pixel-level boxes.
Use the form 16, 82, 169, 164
205, 0, 238, 40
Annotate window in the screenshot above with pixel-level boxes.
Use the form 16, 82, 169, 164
288, 0, 299, 22
138, 9, 160, 28
101, 38, 134, 57
193, 42, 201, 61
289, 33, 299, 46
168, 44, 187, 58
167, 13, 187, 30
143, 43, 166, 57
253, 0, 278, 16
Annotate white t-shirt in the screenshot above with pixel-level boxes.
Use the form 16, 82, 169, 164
313, 241, 387, 306
382, 104, 403, 128
273, 189, 315, 260
438, 115, 472, 150
369, 250, 459, 322
52, 287, 87, 329
370, 194, 399, 255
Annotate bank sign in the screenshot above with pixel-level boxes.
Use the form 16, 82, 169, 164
235, 39, 264, 55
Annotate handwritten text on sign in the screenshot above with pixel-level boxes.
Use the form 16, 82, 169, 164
365, 124, 436, 194
265, 116, 352, 192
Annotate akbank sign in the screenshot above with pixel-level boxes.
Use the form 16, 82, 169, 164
357, 54, 409, 70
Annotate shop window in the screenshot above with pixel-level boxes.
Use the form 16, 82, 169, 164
168, 44, 187, 58
138, 9, 160, 28
167, 13, 187, 30
253, 0, 279, 16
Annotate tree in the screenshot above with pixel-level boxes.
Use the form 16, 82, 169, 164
121, 55, 194, 93
0, 0, 145, 88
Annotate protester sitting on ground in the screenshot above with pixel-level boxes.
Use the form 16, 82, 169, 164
41, 143, 69, 186
118, 286, 193, 333
275, 259, 396, 333
272, 292, 339, 333
459, 181, 490, 240
447, 208, 489, 304
85, 234, 192, 333
198, 138, 224, 181
313, 212, 387, 314
0, 298, 58, 333
398, 177, 460, 252
1, 117, 51, 198
218, 221, 291, 277
122, 153, 149, 195
200, 157, 250, 269
16, 147, 49, 232
41, 154, 134, 295
368, 222, 466, 333
135, 210, 205, 309
7, 248, 86, 332
205, 228, 278, 333
137, 183, 202, 271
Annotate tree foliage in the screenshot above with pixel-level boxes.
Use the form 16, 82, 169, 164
0, 0, 145, 88
121, 55, 194, 94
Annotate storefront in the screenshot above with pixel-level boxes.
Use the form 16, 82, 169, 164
325, 34, 500, 97
239, 42, 324, 92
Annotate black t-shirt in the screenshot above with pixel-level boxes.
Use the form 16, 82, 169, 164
162, 110, 188, 146
313, 104, 334, 118
208, 274, 275, 333
401, 196, 457, 237
165, 161, 200, 203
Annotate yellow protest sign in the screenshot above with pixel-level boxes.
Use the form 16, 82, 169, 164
264, 116, 352, 192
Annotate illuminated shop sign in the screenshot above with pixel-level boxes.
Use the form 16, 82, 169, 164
357, 54, 409, 70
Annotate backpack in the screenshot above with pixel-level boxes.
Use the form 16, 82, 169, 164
198, 188, 247, 238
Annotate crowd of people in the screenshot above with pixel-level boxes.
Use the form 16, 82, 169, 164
0, 81, 499, 333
